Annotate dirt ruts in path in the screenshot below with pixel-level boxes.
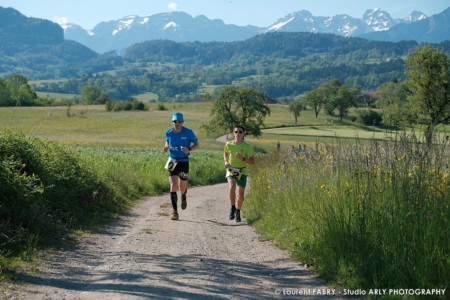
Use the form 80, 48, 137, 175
6, 182, 345, 299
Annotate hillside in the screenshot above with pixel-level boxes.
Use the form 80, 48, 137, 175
0, 7, 98, 79
32, 32, 450, 100
112, 32, 423, 97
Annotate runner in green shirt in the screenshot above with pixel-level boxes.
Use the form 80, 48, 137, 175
223, 125, 255, 222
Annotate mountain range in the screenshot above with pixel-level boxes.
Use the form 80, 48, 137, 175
62, 7, 450, 53
1, 5, 449, 89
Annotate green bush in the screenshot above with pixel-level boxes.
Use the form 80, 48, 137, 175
356, 109, 383, 126
105, 99, 149, 111
156, 103, 167, 111
0, 132, 124, 256
0, 159, 44, 255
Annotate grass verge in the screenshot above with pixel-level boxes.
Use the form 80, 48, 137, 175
245, 134, 450, 295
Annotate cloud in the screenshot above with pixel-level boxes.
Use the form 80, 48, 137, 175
168, 2, 178, 11
53, 16, 70, 29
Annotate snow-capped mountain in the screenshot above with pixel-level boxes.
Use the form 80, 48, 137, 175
362, 8, 398, 32
267, 8, 427, 37
62, 8, 448, 54
64, 11, 261, 53
399, 10, 427, 23
360, 7, 450, 43
267, 10, 368, 36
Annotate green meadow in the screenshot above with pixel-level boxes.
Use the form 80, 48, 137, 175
0, 103, 222, 148
3, 102, 436, 150
1, 103, 449, 295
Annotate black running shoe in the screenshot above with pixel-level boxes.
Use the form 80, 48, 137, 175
236, 211, 241, 222
181, 193, 187, 210
228, 207, 236, 220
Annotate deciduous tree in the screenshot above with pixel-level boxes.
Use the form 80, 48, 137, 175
405, 45, 450, 146
334, 85, 360, 122
4, 74, 37, 106
81, 85, 109, 105
288, 97, 303, 126
304, 88, 323, 118
203, 86, 270, 137
376, 81, 410, 127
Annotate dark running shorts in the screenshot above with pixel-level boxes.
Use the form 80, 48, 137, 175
169, 161, 189, 180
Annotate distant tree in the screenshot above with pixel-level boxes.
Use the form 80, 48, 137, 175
4, 74, 37, 106
376, 81, 410, 127
288, 97, 303, 126
304, 88, 324, 118
0, 80, 13, 106
333, 85, 360, 122
203, 86, 270, 137
81, 85, 109, 105
5, 74, 28, 88
405, 45, 450, 146
318, 79, 342, 115
358, 91, 378, 108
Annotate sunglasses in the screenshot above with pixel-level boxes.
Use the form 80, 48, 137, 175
234, 130, 244, 134
172, 120, 183, 123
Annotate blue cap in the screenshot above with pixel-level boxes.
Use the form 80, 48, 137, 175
172, 112, 184, 122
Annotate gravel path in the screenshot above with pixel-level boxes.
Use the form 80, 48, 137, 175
6, 182, 344, 299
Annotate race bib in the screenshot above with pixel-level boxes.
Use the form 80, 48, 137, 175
164, 157, 178, 171
227, 167, 243, 180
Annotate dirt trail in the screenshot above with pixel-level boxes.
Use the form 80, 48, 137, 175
6, 182, 346, 299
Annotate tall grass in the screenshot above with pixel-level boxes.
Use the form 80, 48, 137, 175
0, 133, 124, 257
245, 133, 449, 292
77, 147, 225, 198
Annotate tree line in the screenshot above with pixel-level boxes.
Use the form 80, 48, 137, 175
295, 45, 450, 146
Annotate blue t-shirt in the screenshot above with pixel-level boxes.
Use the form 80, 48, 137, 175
165, 126, 198, 162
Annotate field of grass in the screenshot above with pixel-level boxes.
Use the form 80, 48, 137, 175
29, 79, 69, 85
132, 92, 160, 103
36, 92, 80, 100
2, 102, 449, 154
0, 103, 223, 149
4, 102, 437, 149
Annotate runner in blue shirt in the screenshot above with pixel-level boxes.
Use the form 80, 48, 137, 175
163, 112, 199, 220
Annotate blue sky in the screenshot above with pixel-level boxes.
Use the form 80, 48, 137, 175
1, 0, 449, 30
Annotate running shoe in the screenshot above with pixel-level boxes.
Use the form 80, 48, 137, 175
181, 192, 187, 210
236, 211, 241, 222
229, 207, 236, 220
171, 210, 179, 220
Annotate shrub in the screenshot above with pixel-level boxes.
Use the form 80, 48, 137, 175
156, 103, 167, 111
105, 99, 148, 111
0, 132, 124, 256
356, 109, 383, 126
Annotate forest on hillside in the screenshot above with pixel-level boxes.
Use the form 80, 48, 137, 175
3, 31, 450, 100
